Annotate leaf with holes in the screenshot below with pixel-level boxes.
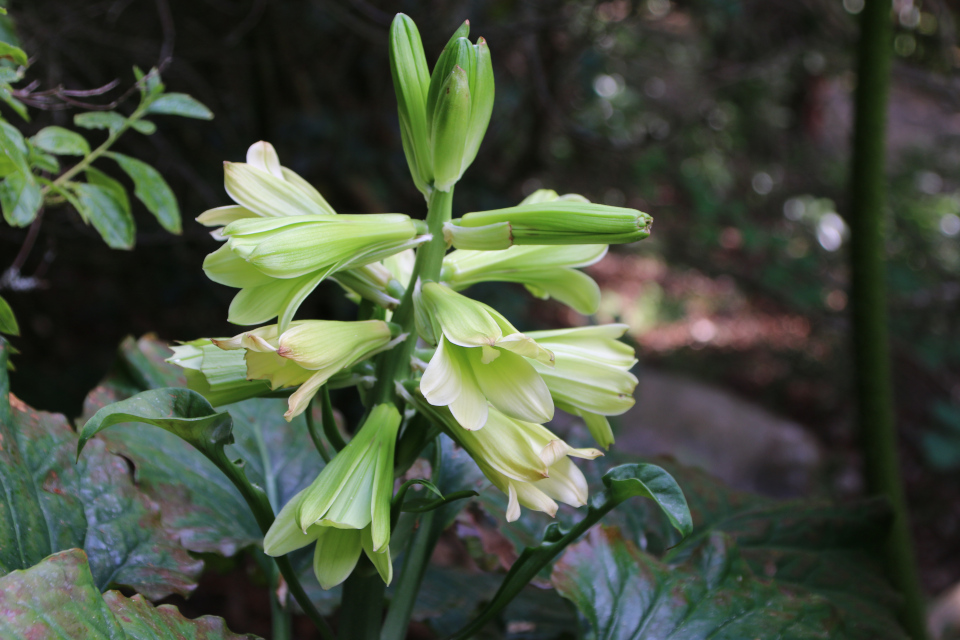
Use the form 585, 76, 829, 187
0, 549, 259, 639
0, 340, 202, 599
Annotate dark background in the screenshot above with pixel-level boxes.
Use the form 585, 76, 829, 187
2, 0, 960, 614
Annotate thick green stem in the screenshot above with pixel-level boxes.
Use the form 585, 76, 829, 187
334, 188, 453, 639
339, 558, 387, 640
370, 188, 454, 406
849, 2, 926, 638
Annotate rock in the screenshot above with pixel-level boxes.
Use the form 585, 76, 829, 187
615, 370, 822, 498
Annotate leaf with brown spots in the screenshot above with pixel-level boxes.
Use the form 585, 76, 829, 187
0, 548, 259, 640
0, 340, 202, 599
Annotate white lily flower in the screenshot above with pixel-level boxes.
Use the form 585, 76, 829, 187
214, 320, 400, 420
416, 282, 555, 430
524, 324, 638, 448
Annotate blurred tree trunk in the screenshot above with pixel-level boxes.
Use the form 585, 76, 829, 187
849, 2, 927, 638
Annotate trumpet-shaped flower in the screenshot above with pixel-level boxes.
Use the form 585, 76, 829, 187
196, 141, 337, 227
196, 142, 429, 328
524, 324, 638, 449
214, 320, 400, 420
263, 404, 400, 589
205, 214, 428, 328
416, 282, 554, 430
441, 244, 607, 315
167, 339, 271, 406
402, 394, 601, 522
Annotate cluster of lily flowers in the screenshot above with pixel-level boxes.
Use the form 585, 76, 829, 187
169, 14, 650, 592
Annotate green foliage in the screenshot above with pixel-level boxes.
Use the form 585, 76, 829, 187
0, 340, 202, 599
0, 294, 16, 335
0, 549, 258, 640
554, 527, 886, 640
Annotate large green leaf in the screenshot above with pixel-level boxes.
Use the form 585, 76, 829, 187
0, 548, 259, 639
107, 152, 181, 234
0, 169, 40, 227
0, 341, 202, 599
552, 526, 899, 640
80, 336, 323, 555
445, 463, 690, 640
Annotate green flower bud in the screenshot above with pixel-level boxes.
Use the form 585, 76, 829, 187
442, 244, 608, 314
445, 201, 653, 247
389, 14, 433, 193
389, 15, 494, 194
430, 64, 472, 192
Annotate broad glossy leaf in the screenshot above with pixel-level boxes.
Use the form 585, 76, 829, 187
74, 111, 127, 134
0, 549, 259, 639
107, 152, 181, 233
74, 182, 135, 249
80, 336, 323, 555
30, 125, 91, 155
0, 341, 202, 599
0, 294, 17, 335
0, 170, 41, 227
445, 463, 690, 640
146, 93, 213, 119
553, 527, 888, 640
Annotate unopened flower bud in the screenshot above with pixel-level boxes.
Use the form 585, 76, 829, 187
445, 201, 652, 248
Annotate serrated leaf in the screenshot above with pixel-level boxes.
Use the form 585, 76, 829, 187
74, 111, 127, 134
553, 527, 870, 640
0, 549, 259, 639
30, 125, 91, 155
74, 181, 134, 249
0, 170, 41, 226
145, 92, 213, 119
0, 294, 17, 335
0, 40, 27, 66
0, 340, 203, 599
107, 151, 180, 233
131, 118, 156, 134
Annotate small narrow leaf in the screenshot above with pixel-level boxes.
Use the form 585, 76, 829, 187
146, 92, 213, 119
74, 111, 127, 134
131, 118, 157, 134
73, 182, 135, 249
0, 41, 27, 66
0, 171, 41, 226
0, 295, 18, 335
107, 151, 181, 233
30, 125, 91, 155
